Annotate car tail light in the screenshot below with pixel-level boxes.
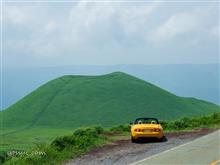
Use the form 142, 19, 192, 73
135, 128, 141, 132
153, 128, 161, 132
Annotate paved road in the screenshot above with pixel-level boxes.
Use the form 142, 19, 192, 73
131, 130, 220, 165
65, 129, 217, 165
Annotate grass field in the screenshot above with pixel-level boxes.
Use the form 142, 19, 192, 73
0, 128, 73, 152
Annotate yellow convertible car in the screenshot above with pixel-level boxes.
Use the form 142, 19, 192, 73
130, 118, 165, 142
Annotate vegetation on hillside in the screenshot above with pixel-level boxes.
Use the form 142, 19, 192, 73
2, 112, 220, 165
109, 111, 220, 133
160, 112, 220, 130
1, 72, 219, 130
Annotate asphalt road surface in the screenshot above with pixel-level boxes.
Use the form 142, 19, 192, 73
131, 130, 220, 165
65, 129, 218, 165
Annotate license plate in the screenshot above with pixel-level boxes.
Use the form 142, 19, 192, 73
144, 129, 150, 132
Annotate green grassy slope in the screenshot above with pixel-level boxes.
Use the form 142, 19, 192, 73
1, 72, 219, 130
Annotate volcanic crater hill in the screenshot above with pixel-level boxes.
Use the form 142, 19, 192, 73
1, 72, 219, 129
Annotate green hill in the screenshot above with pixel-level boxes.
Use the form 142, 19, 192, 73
1, 72, 219, 129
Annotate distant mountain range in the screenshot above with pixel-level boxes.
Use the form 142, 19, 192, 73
2, 64, 219, 110
1, 72, 219, 129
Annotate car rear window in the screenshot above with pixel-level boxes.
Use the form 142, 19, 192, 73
134, 118, 159, 124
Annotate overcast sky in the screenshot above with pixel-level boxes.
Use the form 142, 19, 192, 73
2, 1, 219, 67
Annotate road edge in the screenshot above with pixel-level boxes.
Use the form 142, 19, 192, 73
129, 129, 220, 165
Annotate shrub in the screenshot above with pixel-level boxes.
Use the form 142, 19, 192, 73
73, 127, 99, 138
51, 135, 76, 151
0, 152, 7, 164
159, 121, 169, 130
162, 112, 220, 131
110, 124, 130, 133
51, 126, 104, 152
212, 112, 219, 119
173, 120, 188, 129
94, 126, 105, 134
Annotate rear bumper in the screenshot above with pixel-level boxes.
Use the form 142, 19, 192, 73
132, 131, 163, 139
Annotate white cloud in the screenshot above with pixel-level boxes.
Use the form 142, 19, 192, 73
149, 5, 218, 44
5, 6, 31, 24
3, 2, 219, 66
67, 1, 158, 46
45, 20, 57, 32
209, 26, 219, 38
153, 13, 197, 41
119, 4, 158, 35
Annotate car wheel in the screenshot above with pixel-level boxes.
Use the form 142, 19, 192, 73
160, 136, 167, 142
131, 136, 136, 143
